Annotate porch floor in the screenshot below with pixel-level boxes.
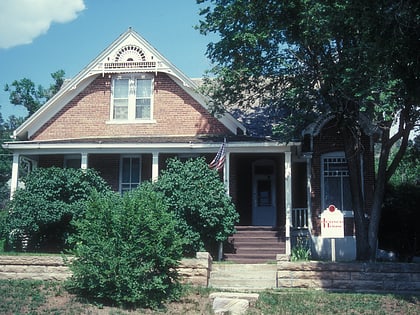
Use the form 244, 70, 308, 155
224, 226, 286, 264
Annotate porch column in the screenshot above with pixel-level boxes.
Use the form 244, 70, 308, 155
152, 151, 159, 182
10, 153, 19, 199
284, 151, 292, 256
81, 152, 88, 170
305, 153, 313, 232
223, 151, 230, 195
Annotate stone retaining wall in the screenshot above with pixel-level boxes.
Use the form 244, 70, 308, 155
277, 258, 420, 293
0, 252, 212, 286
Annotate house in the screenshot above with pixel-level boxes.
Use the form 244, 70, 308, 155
3, 28, 375, 261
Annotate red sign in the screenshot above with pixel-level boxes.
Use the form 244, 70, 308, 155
321, 205, 344, 238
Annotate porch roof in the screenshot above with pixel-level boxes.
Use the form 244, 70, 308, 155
3, 135, 301, 155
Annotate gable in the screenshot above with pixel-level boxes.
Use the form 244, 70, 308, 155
31, 73, 231, 141
13, 28, 246, 141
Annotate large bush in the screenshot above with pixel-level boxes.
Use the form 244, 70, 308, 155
5, 167, 110, 252
67, 183, 184, 308
155, 157, 239, 257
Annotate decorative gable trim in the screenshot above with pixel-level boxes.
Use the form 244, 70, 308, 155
13, 28, 246, 140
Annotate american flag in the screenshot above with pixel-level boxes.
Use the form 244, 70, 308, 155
209, 142, 226, 171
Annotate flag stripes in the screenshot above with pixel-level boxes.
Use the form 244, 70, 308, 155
209, 142, 226, 171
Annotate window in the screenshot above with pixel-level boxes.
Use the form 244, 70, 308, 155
321, 153, 352, 212
111, 75, 153, 121
120, 156, 141, 193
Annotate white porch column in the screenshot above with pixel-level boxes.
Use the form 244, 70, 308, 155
81, 152, 88, 170
223, 151, 230, 195
305, 153, 313, 232
10, 153, 20, 199
152, 151, 159, 182
284, 151, 292, 256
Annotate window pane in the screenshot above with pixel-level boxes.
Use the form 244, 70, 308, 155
114, 79, 129, 97
257, 179, 272, 206
131, 158, 140, 183
135, 99, 151, 119
342, 177, 352, 211
324, 177, 342, 209
114, 99, 128, 119
122, 158, 131, 182
136, 79, 151, 97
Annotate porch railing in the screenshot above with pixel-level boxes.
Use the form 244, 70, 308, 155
292, 208, 308, 229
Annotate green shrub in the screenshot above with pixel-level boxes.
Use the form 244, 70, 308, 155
67, 183, 184, 309
0, 210, 6, 252
4, 167, 110, 252
155, 157, 239, 257
291, 235, 311, 261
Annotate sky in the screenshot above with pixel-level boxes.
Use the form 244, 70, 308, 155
0, 0, 216, 119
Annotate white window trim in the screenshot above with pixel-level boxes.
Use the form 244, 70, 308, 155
119, 155, 142, 193
321, 151, 356, 217
108, 73, 156, 123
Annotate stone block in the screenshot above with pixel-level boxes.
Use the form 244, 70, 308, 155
213, 297, 249, 315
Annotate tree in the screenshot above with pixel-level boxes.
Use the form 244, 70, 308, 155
154, 157, 238, 257
197, 0, 420, 260
4, 167, 110, 252
0, 113, 24, 206
1, 70, 65, 206
388, 135, 420, 186
4, 70, 66, 117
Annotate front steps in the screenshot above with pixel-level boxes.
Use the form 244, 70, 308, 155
224, 226, 286, 264
209, 263, 278, 290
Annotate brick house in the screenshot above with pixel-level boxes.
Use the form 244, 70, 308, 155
4, 28, 375, 261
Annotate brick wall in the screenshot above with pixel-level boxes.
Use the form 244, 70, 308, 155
310, 121, 374, 236
32, 73, 230, 141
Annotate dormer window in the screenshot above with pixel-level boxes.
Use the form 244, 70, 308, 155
111, 74, 153, 121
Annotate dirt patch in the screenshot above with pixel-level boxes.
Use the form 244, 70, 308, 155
36, 286, 215, 315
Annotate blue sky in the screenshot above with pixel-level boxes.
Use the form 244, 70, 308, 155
0, 0, 215, 119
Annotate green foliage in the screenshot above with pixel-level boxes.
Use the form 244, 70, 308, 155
155, 157, 238, 257
67, 183, 184, 309
290, 234, 311, 262
4, 70, 66, 117
4, 167, 110, 252
197, 0, 420, 260
0, 210, 7, 251
389, 136, 420, 186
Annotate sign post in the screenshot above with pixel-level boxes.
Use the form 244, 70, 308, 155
321, 205, 344, 261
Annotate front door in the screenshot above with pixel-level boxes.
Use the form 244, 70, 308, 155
252, 160, 276, 226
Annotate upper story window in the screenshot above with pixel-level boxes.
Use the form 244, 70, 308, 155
111, 74, 153, 121
321, 152, 353, 212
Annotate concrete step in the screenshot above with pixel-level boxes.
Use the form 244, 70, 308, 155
209, 263, 278, 290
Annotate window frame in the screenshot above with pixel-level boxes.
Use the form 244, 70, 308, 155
119, 155, 142, 194
321, 151, 360, 217
110, 73, 154, 123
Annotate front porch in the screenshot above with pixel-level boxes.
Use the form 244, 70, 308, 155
6, 139, 308, 260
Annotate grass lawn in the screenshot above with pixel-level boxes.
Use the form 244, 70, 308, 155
0, 279, 419, 314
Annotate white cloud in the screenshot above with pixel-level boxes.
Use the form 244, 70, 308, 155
0, 0, 85, 49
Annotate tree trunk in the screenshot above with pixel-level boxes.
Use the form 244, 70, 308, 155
342, 125, 371, 260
